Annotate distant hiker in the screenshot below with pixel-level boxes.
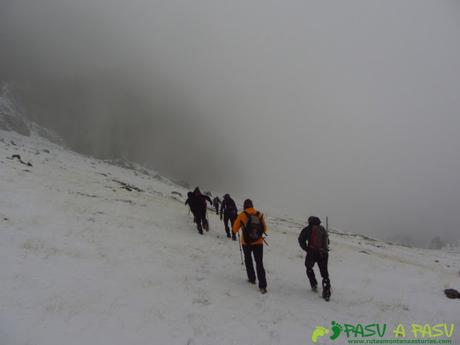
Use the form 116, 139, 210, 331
298, 216, 331, 301
220, 194, 238, 240
189, 187, 213, 234
213, 196, 221, 215
232, 199, 268, 294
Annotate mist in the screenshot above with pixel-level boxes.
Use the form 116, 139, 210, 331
1, 0, 460, 246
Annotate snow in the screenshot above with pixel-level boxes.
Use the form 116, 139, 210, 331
0, 129, 459, 345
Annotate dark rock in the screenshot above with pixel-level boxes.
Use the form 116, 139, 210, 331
10, 154, 33, 167
0, 115, 30, 136
444, 289, 460, 299
112, 179, 143, 192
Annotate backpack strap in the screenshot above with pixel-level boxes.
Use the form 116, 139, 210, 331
242, 211, 251, 228
243, 210, 258, 218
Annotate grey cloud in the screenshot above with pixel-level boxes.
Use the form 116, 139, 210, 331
1, 0, 459, 246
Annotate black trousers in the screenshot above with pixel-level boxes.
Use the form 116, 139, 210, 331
194, 210, 208, 233
243, 244, 267, 289
305, 249, 330, 290
223, 211, 237, 238
214, 205, 219, 214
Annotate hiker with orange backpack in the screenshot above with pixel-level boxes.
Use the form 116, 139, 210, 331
298, 216, 331, 301
232, 199, 268, 294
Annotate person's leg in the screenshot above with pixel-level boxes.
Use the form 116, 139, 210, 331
318, 254, 331, 291
195, 214, 203, 234
253, 244, 267, 289
305, 251, 318, 289
230, 213, 237, 240
195, 210, 205, 234
242, 245, 256, 283
203, 211, 209, 231
223, 213, 231, 237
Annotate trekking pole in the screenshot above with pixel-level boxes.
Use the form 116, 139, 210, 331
263, 233, 269, 247
237, 232, 244, 265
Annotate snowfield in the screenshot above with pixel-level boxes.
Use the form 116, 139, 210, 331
0, 129, 459, 345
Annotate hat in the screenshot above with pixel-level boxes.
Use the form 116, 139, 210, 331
243, 199, 253, 209
308, 216, 321, 226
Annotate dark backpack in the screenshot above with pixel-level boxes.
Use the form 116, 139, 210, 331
224, 199, 237, 214
308, 225, 325, 250
242, 211, 264, 244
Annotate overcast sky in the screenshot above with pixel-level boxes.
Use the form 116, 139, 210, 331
1, 0, 459, 246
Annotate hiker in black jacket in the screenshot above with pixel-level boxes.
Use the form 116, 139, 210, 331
213, 196, 221, 215
298, 216, 331, 301
220, 194, 238, 240
185, 192, 194, 213
189, 187, 213, 234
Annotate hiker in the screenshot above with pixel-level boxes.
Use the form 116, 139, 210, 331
232, 199, 268, 294
298, 216, 331, 301
189, 187, 213, 234
220, 194, 238, 240
213, 196, 221, 215
185, 191, 198, 222
185, 192, 194, 213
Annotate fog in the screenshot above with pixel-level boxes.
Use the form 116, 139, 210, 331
1, 0, 459, 246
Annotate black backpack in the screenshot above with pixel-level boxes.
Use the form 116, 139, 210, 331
242, 211, 264, 244
224, 199, 237, 214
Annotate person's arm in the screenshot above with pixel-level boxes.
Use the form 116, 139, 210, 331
232, 212, 245, 234
205, 195, 213, 205
298, 227, 310, 252
220, 201, 224, 218
323, 228, 330, 252
260, 213, 268, 234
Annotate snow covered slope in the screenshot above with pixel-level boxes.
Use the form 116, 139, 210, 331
1, 129, 459, 345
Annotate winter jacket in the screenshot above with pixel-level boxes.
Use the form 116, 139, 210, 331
232, 207, 267, 245
220, 197, 237, 217
298, 225, 329, 253
187, 190, 212, 214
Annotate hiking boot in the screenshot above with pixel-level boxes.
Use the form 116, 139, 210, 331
322, 288, 331, 301
260, 288, 267, 294
226, 232, 231, 238
248, 280, 256, 285
232, 234, 237, 241
311, 285, 318, 292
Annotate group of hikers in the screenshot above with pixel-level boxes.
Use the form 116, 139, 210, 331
184, 187, 331, 301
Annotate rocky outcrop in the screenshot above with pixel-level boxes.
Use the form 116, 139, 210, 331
0, 85, 31, 136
